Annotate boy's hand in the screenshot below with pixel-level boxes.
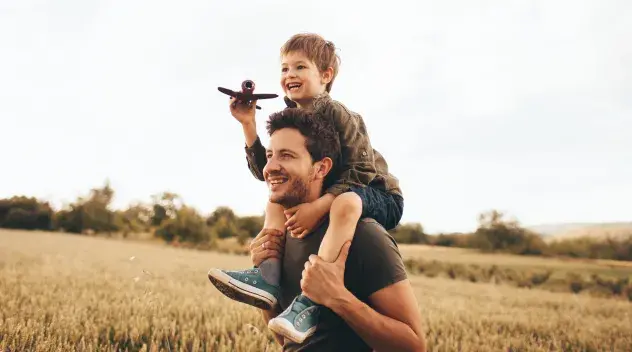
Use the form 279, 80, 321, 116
229, 97, 256, 126
284, 202, 326, 238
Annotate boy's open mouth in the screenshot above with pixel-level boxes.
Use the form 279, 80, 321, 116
286, 83, 301, 91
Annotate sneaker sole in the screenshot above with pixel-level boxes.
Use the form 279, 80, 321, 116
207, 268, 277, 310
268, 316, 316, 344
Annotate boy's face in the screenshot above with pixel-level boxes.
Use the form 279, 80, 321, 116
280, 51, 332, 106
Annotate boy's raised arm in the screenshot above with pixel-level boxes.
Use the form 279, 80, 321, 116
243, 121, 266, 181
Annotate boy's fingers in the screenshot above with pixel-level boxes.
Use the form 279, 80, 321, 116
285, 216, 297, 227
293, 228, 305, 237
289, 227, 304, 238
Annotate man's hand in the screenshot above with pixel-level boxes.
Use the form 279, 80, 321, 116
229, 96, 257, 126
249, 228, 285, 267
284, 201, 327, 238
300, 241, 351, 306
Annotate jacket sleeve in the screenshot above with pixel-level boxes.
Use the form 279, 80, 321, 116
244, 136, 267, 181
325, 103, 378, 196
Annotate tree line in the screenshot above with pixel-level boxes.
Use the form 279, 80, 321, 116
1, 181, 630, 261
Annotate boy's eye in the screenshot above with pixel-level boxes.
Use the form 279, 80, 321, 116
281, 67, 288, 72
297, 65, 305, 69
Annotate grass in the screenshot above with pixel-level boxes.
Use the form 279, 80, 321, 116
399, 244, 632, 300
399, 244, 632, 278
1, 229, 632, 351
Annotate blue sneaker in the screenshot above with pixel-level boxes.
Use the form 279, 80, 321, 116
207, 267, 280, 310
268, 294, 321, 344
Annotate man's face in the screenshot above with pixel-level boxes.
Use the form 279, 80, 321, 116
280, 51, 331, 106
263, 128, 320, 208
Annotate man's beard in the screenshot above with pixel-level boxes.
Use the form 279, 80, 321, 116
269, 170, 313, 208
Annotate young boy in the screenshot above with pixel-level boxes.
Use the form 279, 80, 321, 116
207, 33, 404, 344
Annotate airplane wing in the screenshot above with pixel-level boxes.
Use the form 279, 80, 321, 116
217, 87, 242, 99
251, 93, 279, 99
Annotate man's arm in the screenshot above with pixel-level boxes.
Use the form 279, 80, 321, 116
260, 307, 284, 345
300, 233, 426, 352
329, 280, 426, 352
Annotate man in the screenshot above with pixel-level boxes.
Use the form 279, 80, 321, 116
209, 108, 426, 351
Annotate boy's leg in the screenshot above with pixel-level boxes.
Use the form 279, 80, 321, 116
207, 201, 287, 310
317, 192, 363, 262
351, 185, 403, 231
268, 192, 362, 344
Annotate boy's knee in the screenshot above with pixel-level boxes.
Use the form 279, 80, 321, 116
331, 192, 362, 218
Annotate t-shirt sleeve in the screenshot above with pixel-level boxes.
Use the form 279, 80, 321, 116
354, 219, 408, 298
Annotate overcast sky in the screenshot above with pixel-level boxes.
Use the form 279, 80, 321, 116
1, 0, 630, 233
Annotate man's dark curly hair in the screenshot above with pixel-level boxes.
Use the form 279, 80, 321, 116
266, 108, 341, 189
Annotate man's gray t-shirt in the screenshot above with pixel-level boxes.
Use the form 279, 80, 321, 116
279, 217, 408, 351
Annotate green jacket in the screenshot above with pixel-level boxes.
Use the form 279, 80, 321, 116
244, 92, 403, 198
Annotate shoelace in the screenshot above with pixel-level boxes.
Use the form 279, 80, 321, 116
290, 295, 314, 314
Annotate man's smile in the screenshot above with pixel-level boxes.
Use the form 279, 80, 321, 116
267, 175, 289, 190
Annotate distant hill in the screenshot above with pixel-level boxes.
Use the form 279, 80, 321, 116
527, 222, 632, 242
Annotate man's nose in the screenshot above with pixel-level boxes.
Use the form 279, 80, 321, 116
263, 157, 281, 174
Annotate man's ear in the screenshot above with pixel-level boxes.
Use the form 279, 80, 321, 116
314, 157, 333, 179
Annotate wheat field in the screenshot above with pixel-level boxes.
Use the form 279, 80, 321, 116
1, 229, 631, 351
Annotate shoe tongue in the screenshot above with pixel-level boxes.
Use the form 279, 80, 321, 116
294, 294, 314, 309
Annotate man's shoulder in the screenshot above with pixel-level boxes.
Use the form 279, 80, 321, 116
353, 218, 401, 253
348, 217, 408, 298
356, 217, 388, 232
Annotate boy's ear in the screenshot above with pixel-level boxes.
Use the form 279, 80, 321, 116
321, 67, 334, 85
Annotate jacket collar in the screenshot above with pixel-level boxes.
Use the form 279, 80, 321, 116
283, 91, 331, 111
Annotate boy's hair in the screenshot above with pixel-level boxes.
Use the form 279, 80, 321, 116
280, 33, 341, 93
267, 108, 341, 188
